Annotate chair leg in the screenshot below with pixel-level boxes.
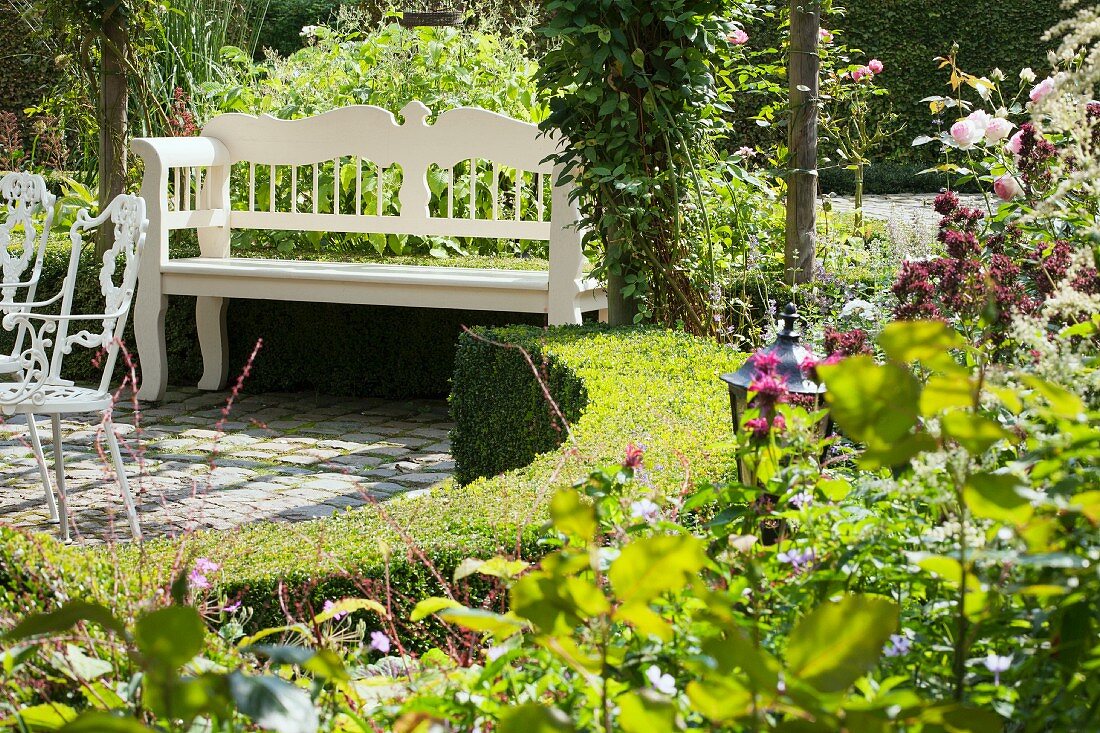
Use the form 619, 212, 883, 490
50, 415, 70, 543
26, 415, 59, 523
104, 417, 141, 541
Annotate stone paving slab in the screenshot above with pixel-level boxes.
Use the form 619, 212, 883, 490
0, 387, 454, 545
824, 193, 987, 227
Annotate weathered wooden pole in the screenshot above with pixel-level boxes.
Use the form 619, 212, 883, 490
785, 0, 820, 285
97, 4, 129, 256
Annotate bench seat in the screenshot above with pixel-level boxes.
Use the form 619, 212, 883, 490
162, 257, 605, 313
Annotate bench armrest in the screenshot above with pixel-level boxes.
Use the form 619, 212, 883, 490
131, 137, 230, 169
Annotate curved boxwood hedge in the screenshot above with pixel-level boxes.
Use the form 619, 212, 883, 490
1, 326, 744, 639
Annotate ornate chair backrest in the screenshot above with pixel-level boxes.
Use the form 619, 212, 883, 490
49, 194, 148, 393
0, 172, 55, 310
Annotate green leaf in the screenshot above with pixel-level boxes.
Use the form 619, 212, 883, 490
454, 556, 530, 582
1021, 375, 1085, 417
919, 703, 1004, 732
618, 691, 676, 732
5, 602, 128, 642
246, 645, 349, 681
786, 595, 898, 693
3, 703, 78, 730
912, 554, 980, 590
499, 704, 575, 732
135, 606, 205, 670
608, 534, 707, 607
59, 713, 155, 732
410, 597, 463, 622
878, 320, 965, 364
313, 598, 387, 624
228, 672, 319, 733
436, 607, 527, 638
964, 472, 1033, 524
920, 374, 975, 415
941, 411, 1011, 454
614, 603, 672, 641
48, 645, 115, 682
550, 488, 597, 542
819, 356, 921, 445
686, 678, 754, 723
511, 573, 609, 634
701, 628, 780, 692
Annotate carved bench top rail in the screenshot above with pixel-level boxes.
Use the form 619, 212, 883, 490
202, 102, 558, 173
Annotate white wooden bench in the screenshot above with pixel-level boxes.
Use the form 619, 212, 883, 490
131, 101, 606, 401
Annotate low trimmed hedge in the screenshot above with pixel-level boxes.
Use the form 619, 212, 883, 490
1, 326, 744, 638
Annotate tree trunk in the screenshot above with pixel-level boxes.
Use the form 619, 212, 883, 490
97, 9, 129, 256
785, 0, 820, 286
854, 161, 864, 232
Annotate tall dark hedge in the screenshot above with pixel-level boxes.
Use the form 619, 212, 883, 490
840, 0, 1069, 163
0, 9, 53, 124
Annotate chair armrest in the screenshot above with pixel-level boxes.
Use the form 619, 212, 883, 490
2, 307, 129, 332
131, 136, 230, 169
2, 289, 66, 313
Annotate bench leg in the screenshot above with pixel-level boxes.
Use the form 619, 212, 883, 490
196, 295, 229, 391
135, 287, 169, 402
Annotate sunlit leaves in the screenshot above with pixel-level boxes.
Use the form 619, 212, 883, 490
785, 595, 898, 693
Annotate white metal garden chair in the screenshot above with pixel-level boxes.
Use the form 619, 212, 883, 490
0, 193, 148, 542
0, 171, 61, 522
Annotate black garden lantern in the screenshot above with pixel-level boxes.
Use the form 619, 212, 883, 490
719, 302, 831, 452
720, 302, 831, 545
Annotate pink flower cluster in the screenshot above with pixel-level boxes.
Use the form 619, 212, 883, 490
743, 351, 789, 440
727, 28, 749, 45
949, 109, 1014, 150
850, 59, 883, 83
189, 557, 220, 591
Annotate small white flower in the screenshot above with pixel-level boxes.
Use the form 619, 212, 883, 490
630, 498, 660, 522
840, 298, 876, 320
485, 645, 507, 662
983, 653, 1012, 685
1019, 67, 1036, 83
646, 665, 677, 696
789, 491, 813, 509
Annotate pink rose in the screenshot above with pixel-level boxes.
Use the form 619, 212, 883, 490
984, 117, 1014, 143
852, 66, 871, 82
868, 59, 883, 74
727, 29, 749, 45
1006, 129, 1025, 156
966, 109, 992, 134
950, 120, 982, 149
1029, 77, 1055, 104
993, 173, 1022, 201
819, 28, 833, 44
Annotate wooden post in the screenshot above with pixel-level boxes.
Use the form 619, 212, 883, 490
786, 0, 820, 285
97, 6, 129, 256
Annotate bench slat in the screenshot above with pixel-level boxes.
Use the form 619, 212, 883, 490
227, 211, 552, 240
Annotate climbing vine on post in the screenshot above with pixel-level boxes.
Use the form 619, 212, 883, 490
537, 0, 752, 332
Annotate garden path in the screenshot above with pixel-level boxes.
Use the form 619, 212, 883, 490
0, 388, 453, 545
826, 192, 987, 225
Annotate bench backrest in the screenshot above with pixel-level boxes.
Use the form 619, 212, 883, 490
133, 102, 577, 261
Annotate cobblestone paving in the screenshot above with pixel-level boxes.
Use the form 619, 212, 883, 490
824, 192, 987, 226
0, 387, 453, 545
